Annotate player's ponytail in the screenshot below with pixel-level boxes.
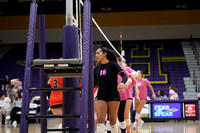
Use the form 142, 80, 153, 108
100, 47, 117, 63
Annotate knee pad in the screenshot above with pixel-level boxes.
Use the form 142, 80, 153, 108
125, 119, 131, 126
118, 121, 126, 129
97, 123, 106, 133
110, 123, 118, 133
106, 120, 111, 131
94, 112, 97, 120
135, 113, 141, 120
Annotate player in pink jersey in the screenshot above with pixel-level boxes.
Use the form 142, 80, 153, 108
121, 63, 138, 133
133, 70, 156, 130
116, 66, 133, 133
118, 61, 138, 133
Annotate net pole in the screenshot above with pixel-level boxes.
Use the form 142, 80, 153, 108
66, 0, 73, 25
76, 0, 78, 25
80, 0, 91, 132
20, 1, 38, 133
88, 12, 95, 133
63, 1, 80, 131
78, 0, 82, 60
62, 25, 80, 132
39, 14, 47, 133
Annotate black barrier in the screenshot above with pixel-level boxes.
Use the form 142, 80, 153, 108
131, 100, 199, 122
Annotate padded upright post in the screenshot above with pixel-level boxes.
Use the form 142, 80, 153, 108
62, 25, 80, 133
20, 2, 38, 133
39, 14, 47, 133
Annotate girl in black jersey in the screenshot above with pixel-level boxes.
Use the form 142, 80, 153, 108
94, 47, 128, 133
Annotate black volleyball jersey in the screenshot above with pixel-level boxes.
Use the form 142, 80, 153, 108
94, 61, 123, 100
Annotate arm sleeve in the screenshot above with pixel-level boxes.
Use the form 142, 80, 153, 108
94, 67, 98, 86
0, 79, 10, 85
112, 62, 122, 74
94, 73, 97, 86
119, 72, 128, 84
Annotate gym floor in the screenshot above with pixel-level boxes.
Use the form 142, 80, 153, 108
0, 119, 199, 133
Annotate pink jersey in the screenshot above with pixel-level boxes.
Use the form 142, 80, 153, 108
117, 66, 130, 101
135, 78, 150, 100
124, 67, 136, 99
169, 89, 179, 100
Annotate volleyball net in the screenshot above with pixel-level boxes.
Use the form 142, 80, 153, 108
72, 0, 125, 61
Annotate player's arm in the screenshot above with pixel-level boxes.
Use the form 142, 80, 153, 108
148, 84, 156, 99
124, 77, 132, 88
134, 80, 140, 100
118, 71, 128, 91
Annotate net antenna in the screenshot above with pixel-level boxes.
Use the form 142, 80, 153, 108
120, 32, 126, 62
78, 0, 126, 62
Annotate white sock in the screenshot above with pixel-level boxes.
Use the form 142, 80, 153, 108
110, 123, 118, 133
97, 123, 106, 133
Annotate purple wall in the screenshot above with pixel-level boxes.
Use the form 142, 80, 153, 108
124, 42, 189, 99
0, 41, 190, 99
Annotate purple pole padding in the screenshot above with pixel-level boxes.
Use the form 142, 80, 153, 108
80, 0, 92, 132
20, 2, 38, 133
62, 25, 80, 133
39, 15, 47, 133
88, 13, 95, 133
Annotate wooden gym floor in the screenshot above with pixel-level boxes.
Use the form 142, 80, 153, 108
0, 119, 199, 133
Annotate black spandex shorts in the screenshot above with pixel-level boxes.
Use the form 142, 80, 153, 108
97, 95, 120, 102
50, 104, 62, 109
126, 98, 133, 100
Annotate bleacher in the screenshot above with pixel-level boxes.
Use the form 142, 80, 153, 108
124, 42, 190, 99
0, 42, 190, 99
0, 43, 62, 91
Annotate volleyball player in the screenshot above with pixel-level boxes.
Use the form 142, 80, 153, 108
94, 47, 128, 133
120, 61, 139, 133
106, 65, 133, 133
48, 77, 63, 129
133, 70, 156, 130
117, 65, 133, 133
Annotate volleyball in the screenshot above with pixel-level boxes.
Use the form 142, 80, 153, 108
130, 71, 138, 78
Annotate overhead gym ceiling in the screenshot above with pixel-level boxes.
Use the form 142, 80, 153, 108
0, 0, 199, 16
